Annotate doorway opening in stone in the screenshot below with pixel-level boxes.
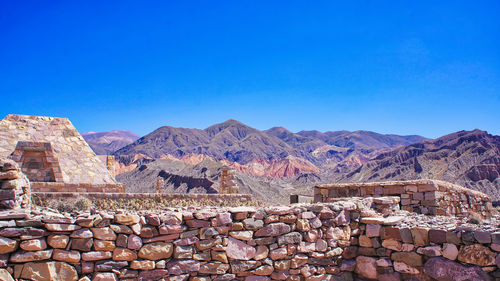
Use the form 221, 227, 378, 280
9, 141, 64, 182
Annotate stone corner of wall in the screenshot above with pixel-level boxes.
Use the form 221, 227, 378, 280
0, 157, 30, 210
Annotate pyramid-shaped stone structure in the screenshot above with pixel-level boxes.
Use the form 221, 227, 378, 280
0, 114, 123, 193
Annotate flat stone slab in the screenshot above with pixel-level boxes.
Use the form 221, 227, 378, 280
360, 216, 405, 225
0, 210, 28, 220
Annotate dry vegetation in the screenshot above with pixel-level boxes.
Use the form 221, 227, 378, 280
31, 194, 264, 213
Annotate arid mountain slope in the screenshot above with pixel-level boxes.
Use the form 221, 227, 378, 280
115, 120, 299, 164
82, 130, 139, 155
341, 130, 500, 199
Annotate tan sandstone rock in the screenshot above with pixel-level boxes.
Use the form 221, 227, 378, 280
53, 249, 81, 263
20, 261, 78, 281
47, 235, 69, 249
0, 237, 17, 254
112, 247, 137, 261
394, 261, 420, 274
20, 239, 47, 251
131, 260, 155, 270
0, 268, 14, 281
138, 242, 173, 260
91, 227, 116, 241
114, 214, 140, 225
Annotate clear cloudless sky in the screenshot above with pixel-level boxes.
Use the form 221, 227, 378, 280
1, 1, 499, 138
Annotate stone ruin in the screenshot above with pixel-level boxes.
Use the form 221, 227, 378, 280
0, 114, 124, 194
0, 158, 30, 209
219, 167, 239, 194
314, 179, 496, 218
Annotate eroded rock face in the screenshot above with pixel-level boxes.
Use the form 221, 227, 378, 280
424, 257, 490, 281
20, 261, 78, 281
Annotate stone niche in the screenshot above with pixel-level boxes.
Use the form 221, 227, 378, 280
10, 141, 63, 183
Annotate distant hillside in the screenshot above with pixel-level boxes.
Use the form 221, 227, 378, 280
340, 130, 500, 199
82, 130, 139, 155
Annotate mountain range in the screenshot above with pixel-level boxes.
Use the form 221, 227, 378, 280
82, 120, 500, 202
82, 130, 139, 155
340, 129, 500, 199
113, 119, 426, 165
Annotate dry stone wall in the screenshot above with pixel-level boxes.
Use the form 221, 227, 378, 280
0, 158, 30, 210
0, 201, 498, 281
315, 180, 494, 218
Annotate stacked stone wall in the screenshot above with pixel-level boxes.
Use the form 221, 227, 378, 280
315, 180, 494, 218
0, 202, 498, 280
0, 158, 30, 210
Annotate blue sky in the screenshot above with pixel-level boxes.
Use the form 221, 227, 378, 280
1, 1, 499, 138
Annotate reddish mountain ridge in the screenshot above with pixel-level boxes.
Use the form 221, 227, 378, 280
115, 153, 320, 179
228, 156, 320, 178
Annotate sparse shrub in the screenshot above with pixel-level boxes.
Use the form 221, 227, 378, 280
56, 201, 74, 213
75, 197, 91, 211
31, 193, 263, 212
30, 194, 45, 208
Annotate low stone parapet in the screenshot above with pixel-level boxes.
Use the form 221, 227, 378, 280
314, 179, 495, 218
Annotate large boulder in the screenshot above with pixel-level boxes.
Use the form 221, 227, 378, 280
423, 257, 490, 281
